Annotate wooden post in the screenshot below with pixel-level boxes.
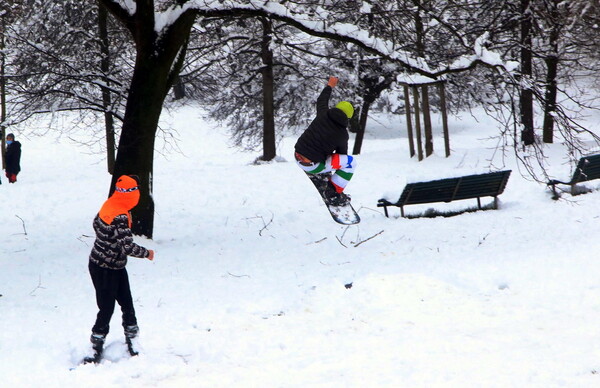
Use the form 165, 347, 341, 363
403, 85, 415, 158
438, 82, 450, 157
421, 85, 433, 157
412, 86, 424, 161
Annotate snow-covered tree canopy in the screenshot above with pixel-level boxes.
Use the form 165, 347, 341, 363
101, 0, 518, 80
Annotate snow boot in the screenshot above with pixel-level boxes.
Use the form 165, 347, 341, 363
83, 332, 105, 364
124, 325, 140, 357
324, 180, 350, 207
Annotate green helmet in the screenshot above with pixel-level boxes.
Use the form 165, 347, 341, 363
335, 101, 354, 119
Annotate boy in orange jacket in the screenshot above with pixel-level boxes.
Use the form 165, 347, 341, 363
84, 175, 155, 364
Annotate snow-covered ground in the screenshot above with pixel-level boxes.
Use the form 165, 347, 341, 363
3, 105, 600, 387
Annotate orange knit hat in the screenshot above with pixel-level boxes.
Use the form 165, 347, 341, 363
98, 175, 140, 226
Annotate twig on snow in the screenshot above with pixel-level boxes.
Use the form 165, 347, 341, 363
354, 230, 384, 247
320, 260, 351, 266
77, 234, 94, 246
335, 235, 348, 248
307, 237, 328, 245
245, 213, 274, 236
334, 225, 353, 248
15, 215, 27, 236
357, 206, 380, 214
29, 275, 46, 296
227, 272, 250, 278
174, 353, 192, 364
478, 233, 490, 246
259, 213, 274, 236
339, 225, 351, 240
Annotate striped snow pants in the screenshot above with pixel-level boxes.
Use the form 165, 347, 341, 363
296, 152, 357, 193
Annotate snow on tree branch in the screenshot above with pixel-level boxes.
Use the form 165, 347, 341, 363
443, 32, 519, 74
104, 0, 137, 16
127, 0, 518, 80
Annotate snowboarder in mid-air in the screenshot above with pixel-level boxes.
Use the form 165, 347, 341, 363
294, 76, 357, 208
83, 175, 155, 364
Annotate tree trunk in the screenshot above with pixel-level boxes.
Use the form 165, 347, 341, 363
542, 56, 558, 144
542, 0, 560, 144
348, 106, 360, 134
413, 0, 425, 57
0, 13, 6, 170
520, 0, 535, 145
97, 2, 116, 174
110, 57, 165, 238
352, 100, 370, 155
103, 0, 196, 238
412, 0, 426, 160
172, 76, 186, 100
260, 17, 276, 161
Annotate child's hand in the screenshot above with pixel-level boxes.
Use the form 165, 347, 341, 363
147, 250, 155, 261
327, 76, 338, 88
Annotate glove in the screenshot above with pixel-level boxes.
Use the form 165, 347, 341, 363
327, 76, 338, 88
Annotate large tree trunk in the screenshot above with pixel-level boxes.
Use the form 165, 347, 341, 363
97, 2, 116, 174
110, 55, 165, 238
520, 0, 535, 145
260, 17, 276, 161
103, 0, 196, 238
542, 55, 558, 144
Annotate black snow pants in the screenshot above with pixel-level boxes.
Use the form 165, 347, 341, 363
89, 261, 137, 335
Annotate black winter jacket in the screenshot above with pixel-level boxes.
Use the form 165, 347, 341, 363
6, 141, 21, 175
294, 86, 349, 163
89, 214, 149, 270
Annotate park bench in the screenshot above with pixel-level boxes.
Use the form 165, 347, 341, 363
377, 170, 512, 218
547, 153, 600, 200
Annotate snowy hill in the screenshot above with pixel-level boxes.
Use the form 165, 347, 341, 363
2, 106, 600, 387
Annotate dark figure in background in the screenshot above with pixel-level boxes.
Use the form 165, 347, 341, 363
5, 133, 21, 183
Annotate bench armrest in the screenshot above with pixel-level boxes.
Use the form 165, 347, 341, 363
547, 179, 571, 186
377, 198, 394, 206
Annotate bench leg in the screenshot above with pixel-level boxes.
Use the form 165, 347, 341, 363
400, 206, 405, 218
493, 196, 498, 209
551, 183, 559, 200
383, 206, 389, 218
477, 197, 481, 210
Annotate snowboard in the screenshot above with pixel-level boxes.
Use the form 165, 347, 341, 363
305, 172, 360, 225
